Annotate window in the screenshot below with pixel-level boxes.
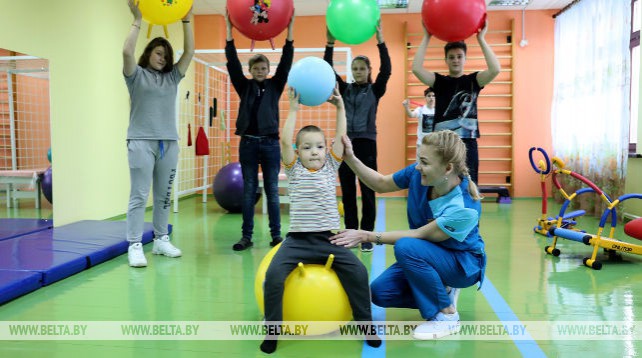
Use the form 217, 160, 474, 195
631, 0, 640, 152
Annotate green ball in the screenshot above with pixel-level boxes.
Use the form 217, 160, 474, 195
47, 148, 52, 163
327, 0, 380, 45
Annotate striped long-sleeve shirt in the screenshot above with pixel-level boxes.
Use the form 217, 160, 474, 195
283, 152, 342, 232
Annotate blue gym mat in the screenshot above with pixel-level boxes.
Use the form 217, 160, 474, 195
50, 220, 164, 266
0, 270, 42, 305
0, 220, 173, 305
0, 234, 89, 286
0, 218, 53, 241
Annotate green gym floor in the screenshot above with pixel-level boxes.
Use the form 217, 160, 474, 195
1, 197, 641, 357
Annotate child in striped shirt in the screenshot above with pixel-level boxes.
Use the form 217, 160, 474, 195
259, 87, 381, 354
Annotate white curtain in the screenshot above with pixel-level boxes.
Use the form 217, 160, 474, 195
551, 0, 631, 212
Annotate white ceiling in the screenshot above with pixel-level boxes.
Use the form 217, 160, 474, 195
192, 0, 575, 16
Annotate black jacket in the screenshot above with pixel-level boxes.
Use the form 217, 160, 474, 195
324, 42, 391, 140
226, 39, 294, 136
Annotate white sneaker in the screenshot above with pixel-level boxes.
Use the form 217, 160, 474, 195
413, 312, 460, 340
448, 287, 460, 310
152, 235, 182, 257
128, 243, 147, 267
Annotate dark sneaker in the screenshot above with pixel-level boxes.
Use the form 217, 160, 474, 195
270, 237, 283, 247
360, 242, 374, 252
233, 237, 253, 251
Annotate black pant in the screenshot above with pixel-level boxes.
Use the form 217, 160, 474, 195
339, 138, 377, 231
462, 138, 478, 185
263, 231, 373, 323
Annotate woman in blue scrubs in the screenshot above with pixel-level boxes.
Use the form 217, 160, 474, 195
330, 130, 486, 340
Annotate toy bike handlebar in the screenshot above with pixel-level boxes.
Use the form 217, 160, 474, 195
529, 147, 551, 174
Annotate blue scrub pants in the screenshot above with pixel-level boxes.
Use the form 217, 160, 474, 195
371, 237, 484, 319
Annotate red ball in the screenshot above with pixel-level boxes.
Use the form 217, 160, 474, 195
227, 0, 294, 42
624, 218, 642, 241
422, 0, 486, 42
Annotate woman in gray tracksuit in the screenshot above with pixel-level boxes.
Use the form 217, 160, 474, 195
122, 0, 194, 267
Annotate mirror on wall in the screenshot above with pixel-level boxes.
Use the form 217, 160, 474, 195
0, 48, 51, 218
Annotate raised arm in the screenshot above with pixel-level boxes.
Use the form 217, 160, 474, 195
286, 9, 294, 42
225, 8, 233, 41
324, 27, 347, 93
475, 20, 501, 87
402, 99, 415, 118
412, 27, 436, 87
375, 20, 385, 44
371, 22, 391, 98
272, 12, 295, 91
123, 0, 142, 77
280, 88, 299, 166
224, 9, 248, 95
328, 87, 346, 158
341, 135, 400, 193
324, 27, 336, 65
175, 7, 194, 76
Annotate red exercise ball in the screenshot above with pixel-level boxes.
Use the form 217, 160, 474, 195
227, 0, 294, 42
624, 218, 642, 240
422, 0, 486, 42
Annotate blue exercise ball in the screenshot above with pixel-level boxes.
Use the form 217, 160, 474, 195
47, 148, 52, 163
213, 162, 260, 213
287, 57, 335, 106
41, 166, 52, 204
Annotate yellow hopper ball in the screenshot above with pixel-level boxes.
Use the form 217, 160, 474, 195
254, 243, 281, 311
138, 0, 193, 25
255, 244, 353, 335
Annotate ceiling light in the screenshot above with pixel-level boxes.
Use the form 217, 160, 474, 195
489, 0, 531, 6
378, 0, 408, 9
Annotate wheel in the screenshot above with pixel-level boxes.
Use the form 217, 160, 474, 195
606, 249, 623, 262
545, 246, 561, 256
583, 258, 602, 270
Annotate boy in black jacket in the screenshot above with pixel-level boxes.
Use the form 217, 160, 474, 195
224, 10, 295, 251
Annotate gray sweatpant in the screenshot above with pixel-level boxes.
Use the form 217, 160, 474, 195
126, 139, 179, 243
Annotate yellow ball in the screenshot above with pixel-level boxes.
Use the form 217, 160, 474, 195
338, 201, 344, 217
138, 0, 193, 25
255, 244, 353, 335
254, 243, 281, 311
